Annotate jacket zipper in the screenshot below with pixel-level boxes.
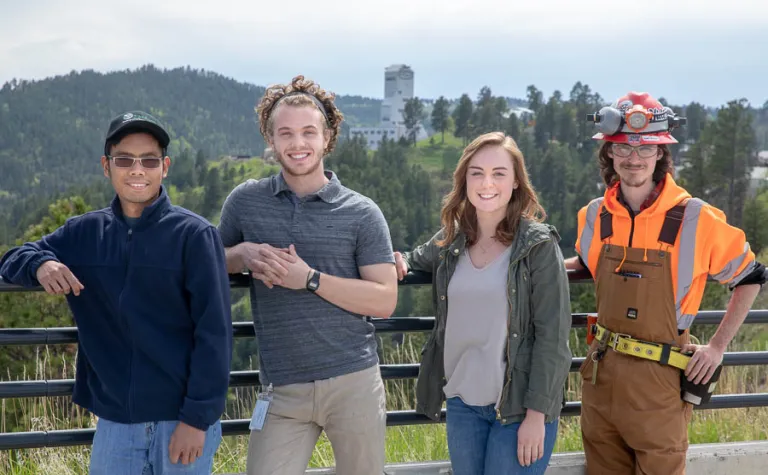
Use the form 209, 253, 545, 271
123, 227, 134, 419
621, 202, 637, 247
496, 238, 547, 421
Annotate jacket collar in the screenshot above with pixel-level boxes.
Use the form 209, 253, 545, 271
604, 173, 691, 218
447, 232, 468, 257
110, 185, 172, 229
445, 219, 551, 261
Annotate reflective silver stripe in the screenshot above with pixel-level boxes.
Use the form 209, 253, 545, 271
620, 120, 669, 134
675, 198, 705, 325
727, 258, 757, 289
711, 242, 751, 283
678, 313, 696, 331
579, 198, 603, 262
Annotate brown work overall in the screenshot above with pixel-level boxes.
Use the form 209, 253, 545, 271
579, 203, 693, 475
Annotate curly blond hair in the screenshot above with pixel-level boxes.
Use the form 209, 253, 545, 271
256, 75, 344, 156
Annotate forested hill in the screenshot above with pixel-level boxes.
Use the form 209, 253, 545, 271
0, 64, 381, 200
3, 65, 768, 252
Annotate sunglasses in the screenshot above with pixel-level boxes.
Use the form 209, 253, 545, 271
108, 155, 164, 169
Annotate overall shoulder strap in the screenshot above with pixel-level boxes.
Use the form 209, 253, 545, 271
599, 205, 613, 241
658, 199, 689, 246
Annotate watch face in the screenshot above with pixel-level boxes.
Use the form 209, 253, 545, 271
307, 271, 320, 291
399, 69, 413, 80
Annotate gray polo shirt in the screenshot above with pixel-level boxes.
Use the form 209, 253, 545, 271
218, 170, 395, 386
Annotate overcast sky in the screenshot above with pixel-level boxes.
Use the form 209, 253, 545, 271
1, 0, 766, 108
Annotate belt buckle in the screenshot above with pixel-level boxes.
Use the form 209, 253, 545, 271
610, 332, 631, 350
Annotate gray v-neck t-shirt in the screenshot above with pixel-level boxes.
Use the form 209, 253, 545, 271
443, 246, 512, 407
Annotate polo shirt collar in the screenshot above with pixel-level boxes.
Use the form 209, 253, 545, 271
271, 170, 343, 203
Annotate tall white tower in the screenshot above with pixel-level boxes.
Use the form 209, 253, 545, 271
380, 64, 414, 126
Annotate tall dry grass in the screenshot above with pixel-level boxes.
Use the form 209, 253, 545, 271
1, 326, 767, 474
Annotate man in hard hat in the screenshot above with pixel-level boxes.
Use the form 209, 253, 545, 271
564, 92, 766, 474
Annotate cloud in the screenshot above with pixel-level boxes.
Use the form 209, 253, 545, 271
1, 0, 766, 106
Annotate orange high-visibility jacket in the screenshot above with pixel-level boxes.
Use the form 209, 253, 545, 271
575, 173, 756, 330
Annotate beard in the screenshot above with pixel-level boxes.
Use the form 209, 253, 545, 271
275, 149, 323, 177
618, 165, 651, 188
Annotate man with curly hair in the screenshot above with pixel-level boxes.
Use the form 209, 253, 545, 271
218, 75, 398, 474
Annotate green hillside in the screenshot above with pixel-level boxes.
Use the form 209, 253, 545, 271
0, 65, 381, 240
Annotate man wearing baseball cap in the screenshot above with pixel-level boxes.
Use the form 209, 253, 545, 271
564, 92, 766, 474
0, 111, 233, 474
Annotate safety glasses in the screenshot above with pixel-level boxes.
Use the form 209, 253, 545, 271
611, 144, 659, 159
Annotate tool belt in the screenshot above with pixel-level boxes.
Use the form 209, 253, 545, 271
594, 323, 690, 370
591, 323, 722, 405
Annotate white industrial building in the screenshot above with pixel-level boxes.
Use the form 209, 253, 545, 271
350, 64, 427, 150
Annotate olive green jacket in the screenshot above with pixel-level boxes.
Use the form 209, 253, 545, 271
404, 219, 572, 424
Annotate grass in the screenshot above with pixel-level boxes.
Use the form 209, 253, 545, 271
400, 132, 464, 191
2, 324, 768, 474
409, 152, 444, 174
415, 131, 464, 150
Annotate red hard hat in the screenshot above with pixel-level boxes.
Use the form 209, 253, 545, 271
592, 92, 679, 145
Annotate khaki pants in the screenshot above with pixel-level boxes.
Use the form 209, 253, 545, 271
246, 364, 387, 475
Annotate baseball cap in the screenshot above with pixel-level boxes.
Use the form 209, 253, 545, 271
104, 111, 171, 156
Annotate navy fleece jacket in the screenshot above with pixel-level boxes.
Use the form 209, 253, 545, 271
0, 187, 232, 430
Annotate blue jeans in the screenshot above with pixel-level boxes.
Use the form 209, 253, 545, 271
89, 418, 222, 475
446, 397, 559, 475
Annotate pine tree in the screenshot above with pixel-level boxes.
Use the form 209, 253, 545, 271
202, 167, 223, 217
431, 96, 450, 143
452, 94, 474, 145
707, 99, 755, 226
505, 113, 521, 141
403, 98, 425, 145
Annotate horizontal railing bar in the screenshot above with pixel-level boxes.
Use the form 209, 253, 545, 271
570, 310, 768, 328
569, 351, 768, 371
2, 393, 767, 450
5, 353, 768, 399
4, 310, 768, 347
0, 365, 425, 399
0, 380, 75, 398
0, 268, 596, 293
691, 310, 768, 326
0, 328, 79, 346
0, 318, 436, 346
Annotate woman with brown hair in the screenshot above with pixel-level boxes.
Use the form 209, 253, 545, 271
395, 132, 572, 474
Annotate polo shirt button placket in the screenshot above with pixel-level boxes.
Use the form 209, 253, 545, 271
292, 200, 302, 235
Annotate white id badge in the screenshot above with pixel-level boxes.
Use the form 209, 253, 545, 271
249, 384, 273, 431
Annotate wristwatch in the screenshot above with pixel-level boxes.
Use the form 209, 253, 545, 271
306, 269, 321, 292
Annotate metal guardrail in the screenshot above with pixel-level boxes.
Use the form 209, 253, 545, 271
3, 351, 768, 399
1, 268, 582, 292
1, 268, 768, 450
4, 393, 768, 450
3, 311, 768, 346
